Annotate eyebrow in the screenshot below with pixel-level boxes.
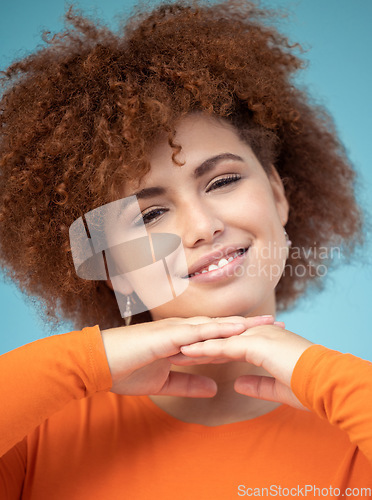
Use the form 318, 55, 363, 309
128, 152, 244, 202
193, 153, 244, 179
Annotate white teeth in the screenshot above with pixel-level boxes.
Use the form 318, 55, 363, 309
189, 249, 246, 277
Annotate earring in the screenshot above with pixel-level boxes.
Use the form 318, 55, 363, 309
284, 228, 292, 250
124, 295, 132, 327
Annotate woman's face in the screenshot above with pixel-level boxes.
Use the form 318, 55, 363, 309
116, 113, 289, 319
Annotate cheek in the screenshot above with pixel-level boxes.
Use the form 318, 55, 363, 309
224, 186, 281, 233
227, 187, 288, 279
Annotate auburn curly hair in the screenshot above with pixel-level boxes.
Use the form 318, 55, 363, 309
0, 0, 363, 330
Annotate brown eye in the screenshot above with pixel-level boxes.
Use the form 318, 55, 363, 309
134, 208, 168, 226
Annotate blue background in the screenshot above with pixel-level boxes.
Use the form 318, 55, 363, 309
0, 0, 371, 356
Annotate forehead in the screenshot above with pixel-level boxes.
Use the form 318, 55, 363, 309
120, 113, 268, 202
123, 113, 261, 194
150, 113, 245, 166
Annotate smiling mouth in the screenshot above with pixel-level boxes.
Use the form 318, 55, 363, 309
184, 248, 248, 278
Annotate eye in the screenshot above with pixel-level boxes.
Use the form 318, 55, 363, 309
133, 207, 168, 226
206, 174, 241, 192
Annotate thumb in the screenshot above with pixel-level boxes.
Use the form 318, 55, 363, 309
234, 375, 306, 410
157, 371, 218, 398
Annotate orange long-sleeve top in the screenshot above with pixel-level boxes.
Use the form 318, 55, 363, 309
1, 326, 372, 499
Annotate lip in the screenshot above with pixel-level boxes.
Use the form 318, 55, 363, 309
182, 245, 250, 279
185, 247, 249, 284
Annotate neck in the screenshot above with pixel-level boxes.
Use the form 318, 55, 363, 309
150, 293, 280, 425
150, 362, 280, 426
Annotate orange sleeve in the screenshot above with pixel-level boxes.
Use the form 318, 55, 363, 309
0, 326, 112, 457
291, 344, 372, 463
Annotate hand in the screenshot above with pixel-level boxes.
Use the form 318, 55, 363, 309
101, 315, 279, 398
179, 325, 313, 409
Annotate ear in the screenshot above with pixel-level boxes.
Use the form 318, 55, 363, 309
268, 166, 289, 226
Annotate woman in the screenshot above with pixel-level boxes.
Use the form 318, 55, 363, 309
0, 1, 371, 498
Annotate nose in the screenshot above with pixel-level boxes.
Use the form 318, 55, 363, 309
179, 198, 224, 247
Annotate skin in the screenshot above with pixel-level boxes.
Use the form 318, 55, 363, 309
101, 114, 312, 425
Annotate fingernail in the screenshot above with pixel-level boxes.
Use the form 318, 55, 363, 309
180, 345, 194, 351
229, 323, 246, 330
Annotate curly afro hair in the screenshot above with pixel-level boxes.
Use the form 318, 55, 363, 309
0, 0, 363, 330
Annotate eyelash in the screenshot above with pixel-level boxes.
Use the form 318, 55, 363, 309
136, 174, 241, 226
205, 173, 241, 192
134, 208, 168, 226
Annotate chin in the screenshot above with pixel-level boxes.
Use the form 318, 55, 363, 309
150, 292, 272, 320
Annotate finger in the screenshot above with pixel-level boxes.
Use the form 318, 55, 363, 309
173, 315, 284, 348
152, 317, 281, 360
185, 315, 278, 328
274, 321, 285, 328
169, 322, 246, 353
180, 336, 246, 360
217, 315, 283, 330
169, 352, 232, 366
115, 321, 250, 370
235, 375, 280, 401
234, 375, 305, 410
156, 371, 217, 398
216, 315, 276, 327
